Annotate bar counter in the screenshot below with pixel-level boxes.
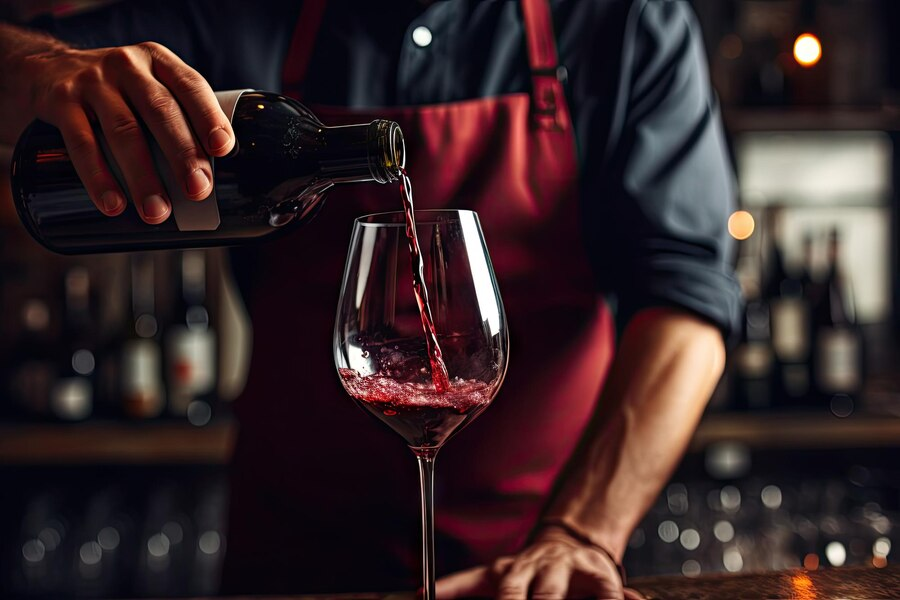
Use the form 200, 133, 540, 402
150, 565, 898, 600
629, 565, 899, 599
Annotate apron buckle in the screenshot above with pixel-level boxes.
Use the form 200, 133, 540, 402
530, 67, 568, 131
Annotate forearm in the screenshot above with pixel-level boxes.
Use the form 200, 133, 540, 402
541, 307, 726, 560
0, 22, 70, 142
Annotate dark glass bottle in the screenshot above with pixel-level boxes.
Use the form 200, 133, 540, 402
8, 298, 56, 419
52, 267, 95, 421
811, 228, 863, 406
763, 209, 810, 406
733, 299, 774, 410
121, 254, 165, 419
165, 250, 217, 420
11, 91, 405, 254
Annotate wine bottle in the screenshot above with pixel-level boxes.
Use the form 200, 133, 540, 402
733, 300, 774, 410
799, 231, 821, 306
8, 298, 56, 418
767, 237, 811, 405
811, 228, 863, 403
51, 267, 95, 421
11, 90, 405, 254
165, 250, 217, 420
762, 209, 810, 406
121, 254, 165, 419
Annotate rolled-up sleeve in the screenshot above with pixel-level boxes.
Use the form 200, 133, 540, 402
580, 0, 742, 340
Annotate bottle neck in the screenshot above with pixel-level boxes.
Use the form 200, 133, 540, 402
319, 120, 405, 184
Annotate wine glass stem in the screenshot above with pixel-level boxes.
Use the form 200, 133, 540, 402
416, 453, 437, 600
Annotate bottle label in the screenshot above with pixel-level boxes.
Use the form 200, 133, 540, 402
816, 327, 861, 393
121, 338, 165, 418
166, 326, 217, 415
736, 342, 773, 378
166, 90, 252, 231
770, 298, 809, 361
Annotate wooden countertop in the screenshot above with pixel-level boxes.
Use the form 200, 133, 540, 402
629, 565, 899, 600
0, 419, 237, 465
2, 411, 899, 465
144, 565, 899, 599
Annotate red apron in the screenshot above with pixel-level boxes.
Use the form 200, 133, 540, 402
224, 0, 615, 593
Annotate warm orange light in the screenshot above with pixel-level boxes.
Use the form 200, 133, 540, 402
791, 572, 818, 600
803, 553, 819, 570
873, 555, 888, 568
728, 210, 755, 240
794, 33, 822, 67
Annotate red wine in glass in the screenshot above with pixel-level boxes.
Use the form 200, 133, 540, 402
339, 368, 491, 447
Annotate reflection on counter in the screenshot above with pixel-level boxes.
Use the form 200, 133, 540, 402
0, 466, 227, 598
632, 564, 900, 600
624, 447, 897, 579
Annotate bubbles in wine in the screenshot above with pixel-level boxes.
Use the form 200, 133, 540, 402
338, 369, 491, 411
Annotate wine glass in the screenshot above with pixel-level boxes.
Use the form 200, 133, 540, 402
334, 209, 508, 599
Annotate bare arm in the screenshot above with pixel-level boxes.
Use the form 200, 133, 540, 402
0, 22, 234, 223
437, 308, 726, 599
537, 308, 726, 557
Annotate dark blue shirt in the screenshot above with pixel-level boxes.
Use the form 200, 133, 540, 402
38, 0, 742, 337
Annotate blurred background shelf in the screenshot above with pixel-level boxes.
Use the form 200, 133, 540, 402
692, 412, 900, 451
1, 413, 897, 466
724, 107, 900, 132
0, 419, 237, 465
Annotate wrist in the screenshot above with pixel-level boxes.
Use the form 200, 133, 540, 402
0, 24, 71, 119
537, 516, 627, 562
537, 519, 628, 584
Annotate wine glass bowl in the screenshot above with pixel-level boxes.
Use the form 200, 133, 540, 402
334, 209, 507, 452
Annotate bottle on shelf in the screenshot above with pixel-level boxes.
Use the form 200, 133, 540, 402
763, 210, 811, 406
121, 254, 166, 419
799, 231, 821, 307
733, 299, 774, 410
165, 250, 217, 422
810, 228, 864, 410
11, 90, 405, 254
51, 267, 96, 421
8, 298, 57, 419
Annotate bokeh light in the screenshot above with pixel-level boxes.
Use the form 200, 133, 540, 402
794, 33, 822, 67
728, 210, 755, 240
825, 541, 846, 567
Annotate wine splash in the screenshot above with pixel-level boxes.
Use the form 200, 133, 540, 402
399, 168, 451, 392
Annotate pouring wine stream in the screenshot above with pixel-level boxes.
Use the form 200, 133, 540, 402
399, 167, 451, 393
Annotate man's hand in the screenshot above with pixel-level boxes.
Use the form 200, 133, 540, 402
4, 28, 234, 223
436, 527, 644, 600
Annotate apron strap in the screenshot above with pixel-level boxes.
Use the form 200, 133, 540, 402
281, 0, 328, 99
520, 0, 568, 131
